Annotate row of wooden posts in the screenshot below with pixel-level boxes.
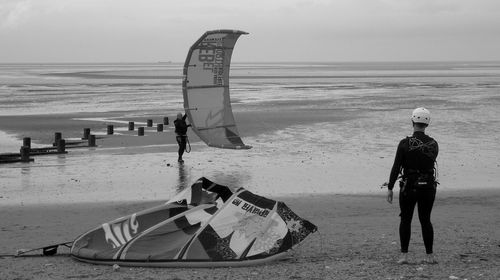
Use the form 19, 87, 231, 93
91, 117, 170, 137
0, 117, 170, 164
125, 116, 169, 136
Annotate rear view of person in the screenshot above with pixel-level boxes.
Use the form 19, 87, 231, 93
386, 107, 439, 264
174, 112, 191, 163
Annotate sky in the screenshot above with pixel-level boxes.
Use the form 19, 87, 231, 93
1, 0, 500, 63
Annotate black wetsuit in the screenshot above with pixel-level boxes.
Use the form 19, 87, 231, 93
388, 131, 439, 254
174, 115, 191, 161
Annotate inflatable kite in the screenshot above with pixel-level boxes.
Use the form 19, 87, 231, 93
70, 177, 317, 267
183, 29, 251, 149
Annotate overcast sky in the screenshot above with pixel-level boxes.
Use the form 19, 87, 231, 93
1, 0, 500, 63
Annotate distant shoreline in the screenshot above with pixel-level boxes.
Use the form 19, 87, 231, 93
1, 186, 497, 208
2, 60, 500, 65
41, 72, 500, 80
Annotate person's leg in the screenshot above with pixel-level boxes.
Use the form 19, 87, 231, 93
176, 136, 184, 161
178, 137, 186, 162
417, 187, 436, 256
399, 188, 417, 256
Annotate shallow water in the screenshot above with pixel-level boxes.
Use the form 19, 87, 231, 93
1, 120, 497, 206
0, 130, 21, 153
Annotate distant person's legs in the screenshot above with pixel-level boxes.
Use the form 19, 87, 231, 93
176, 136, 186, 162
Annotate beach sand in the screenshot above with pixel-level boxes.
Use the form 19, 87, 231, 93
0, 190, 499, 280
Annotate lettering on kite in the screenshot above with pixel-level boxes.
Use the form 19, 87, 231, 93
232, 198, 242, 206
102, 213, 139, 248
241, 202, 270, 218
199, 40, 225, 86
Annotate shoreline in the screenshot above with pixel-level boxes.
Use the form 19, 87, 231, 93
1, 107, 499, 205
1, 186, 497, 207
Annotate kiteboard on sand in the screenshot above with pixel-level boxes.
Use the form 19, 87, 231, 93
182, 30, 251, 149
70, 177, 317, 267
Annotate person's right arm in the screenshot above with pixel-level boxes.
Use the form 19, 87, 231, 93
386, 140, 404, 204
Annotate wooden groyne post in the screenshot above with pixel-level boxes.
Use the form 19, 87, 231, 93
107, 125, 114, 135
128, 121, 134, 131
20, 146, 31, 162
138, 127, 144, 136
157, 124, 164, 132
54, 132, 62, 146
147, 119, 153, 127
88, 135, 96, 147
23, 137, 31, 149
57, 139, 66, 153
83, 128, 91, 140
163, 117, 169, 125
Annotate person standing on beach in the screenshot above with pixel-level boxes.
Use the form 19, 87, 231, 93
386, 107, 439, 265
174, 112, 191, 163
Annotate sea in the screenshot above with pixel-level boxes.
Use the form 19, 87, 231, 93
1, 62, 499, 204
2, 61, 500, 115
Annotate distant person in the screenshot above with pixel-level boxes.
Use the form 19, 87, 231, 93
174, 112, 191, 163
386, 107, 439, 265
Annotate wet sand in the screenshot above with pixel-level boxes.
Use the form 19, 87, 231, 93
0, 106, 355, 150
0, 190, 499, 279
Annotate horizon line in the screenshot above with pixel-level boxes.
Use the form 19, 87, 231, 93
1, 60, 500, 65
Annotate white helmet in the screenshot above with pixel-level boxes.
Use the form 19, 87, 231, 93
411, 107, 431, 125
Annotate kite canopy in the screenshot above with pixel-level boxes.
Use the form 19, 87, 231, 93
182, 30, 251, 149
71, 177, 317, 267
